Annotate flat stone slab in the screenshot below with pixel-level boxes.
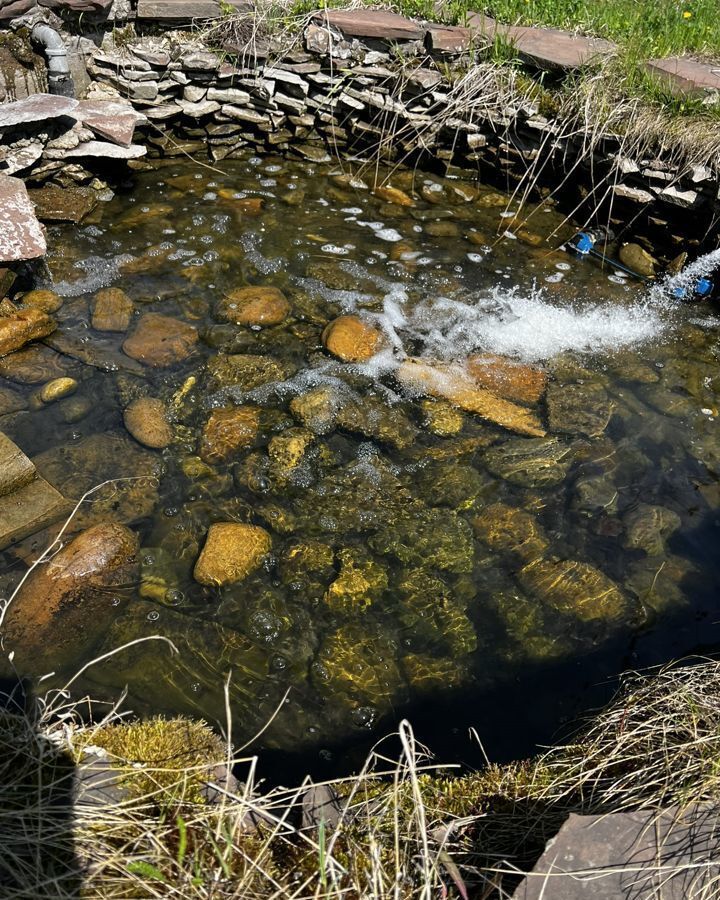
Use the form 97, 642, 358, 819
0, 432, 36, 497
73, 100, 147, 147
468, 14, 615, 69
0, 175, 46, 263
62, 141, 147, 160
0, 94, 78, 130
311, 9, 424, 42
137, 0, 251, 19
0, 475, 69, 551
512, 804, 720, 899
425, 25, 480, 54
646, 57, 720, 96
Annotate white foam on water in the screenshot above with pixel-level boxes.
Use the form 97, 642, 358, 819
374, 283, 675, 364
51, 253, 134, 297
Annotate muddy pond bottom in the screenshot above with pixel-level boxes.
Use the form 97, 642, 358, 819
2, 154, 720, 769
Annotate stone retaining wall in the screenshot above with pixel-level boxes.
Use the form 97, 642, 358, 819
0, 7, 718, 263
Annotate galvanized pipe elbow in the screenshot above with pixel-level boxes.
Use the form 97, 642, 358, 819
31, 23, 75, 97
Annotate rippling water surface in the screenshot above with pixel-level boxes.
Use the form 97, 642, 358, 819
3, 153, 720, 770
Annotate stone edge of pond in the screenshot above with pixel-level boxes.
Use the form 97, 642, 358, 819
0, 6, 718, 267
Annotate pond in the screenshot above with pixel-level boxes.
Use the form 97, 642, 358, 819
2, 152, 720, 773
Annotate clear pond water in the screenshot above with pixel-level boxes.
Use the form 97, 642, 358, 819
2, 153, 720, 770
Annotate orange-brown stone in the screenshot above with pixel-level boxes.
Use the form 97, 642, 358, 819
198, 405, 259, 463
216, 286, 290, 327
466, 355, 548, 405
322, 315, 384, 363
122, 313, 198, 367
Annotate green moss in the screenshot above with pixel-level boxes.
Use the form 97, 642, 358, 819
76, 716, 226, 805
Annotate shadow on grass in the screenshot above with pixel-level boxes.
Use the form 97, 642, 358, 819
0, 676, 81, 900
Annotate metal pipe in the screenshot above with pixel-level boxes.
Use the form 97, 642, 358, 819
31, 24, 75, 97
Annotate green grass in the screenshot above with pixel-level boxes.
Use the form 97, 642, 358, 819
483, 0, 720, 57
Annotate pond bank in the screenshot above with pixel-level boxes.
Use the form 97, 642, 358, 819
0, 5, 719, 272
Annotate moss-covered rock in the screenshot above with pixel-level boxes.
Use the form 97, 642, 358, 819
199, 406, 259, 464
324, 549, 388, 613
397, 569, 477, 655
370, 503, 475, 574
473, 503, 548, 561
483, 437, 574, 488
206, 353, 294, 392
194, 522, 271, 586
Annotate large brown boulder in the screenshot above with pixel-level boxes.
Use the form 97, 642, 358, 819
122, 313, 198, 367
2, 523, 140, 669
0, 306, 56, 357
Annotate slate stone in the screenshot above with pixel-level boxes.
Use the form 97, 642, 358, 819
0, 175, 46, 263
0, 474, 68, 551
137, 0, 250, 19
0, 94, 78, 129
468, 14, 615, 69
424, 25, 478, 54
73, 99, 147, 146
646, 57, 720, 97
62, 141, 147, 160
512, 804, 720, 899
311, 9, 424, 41
0, 432, 36, 497
28, 185, 99, 224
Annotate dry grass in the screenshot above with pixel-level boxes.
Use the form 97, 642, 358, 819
1, 653, 720, 898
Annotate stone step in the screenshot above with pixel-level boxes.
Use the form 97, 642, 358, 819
0, 174, 46, 263
646, 57, 720, 97
310, 8, 424, 42
136, 0, 251, 21
467, 13, 616, 69
0, 433, 68, 551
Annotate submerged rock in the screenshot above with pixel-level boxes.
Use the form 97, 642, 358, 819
0, 344, 70, 384
374, 185, 414, 206
2, 523, 139, 668
397, 569, 477, 656
546, 382, 613, 437
400, 654, 468, 692
38, 377, 77, 404
322, 315, 385, 363
268, 428, 314, 481
324, 548, 388, 613
289, 386, 338, 434
483, 436, 574, 488
397, 359, 545, 437
92, 287, 134, 332
206, 353, 293, 392
466, 355, 547, 405
421, 399, 464, 436
473, 503, 548, 561
336, 393, 417, 450
280, 540, 335, 588
518, 557, 637, 624
0, 305, 56, 357
370, 502, 475, 574
619, 242, 656, 277
123, 313, 198, 367
622, 503, 681, 556
216, 286, 290, 327
21, 289, 63, 314
313, 623, 403, 708
123, 397, 173, 450
194, 522, 271, 586
199, 406, 259, 463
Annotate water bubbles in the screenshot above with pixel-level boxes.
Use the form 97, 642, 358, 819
164, 589, 185, 606
321, 244, 350, 255
467, 253, 484, 263
545, 273, 564, 283
111, 597, 121, 607
555, 262, 571, 271
147, 610, 160, 622
608, 274, 627, 284
500, 210, 516, 218
143, 553, 156, 566
351, 706, 377, 729
376, 228, 403, 242
190, 682, 201, 693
